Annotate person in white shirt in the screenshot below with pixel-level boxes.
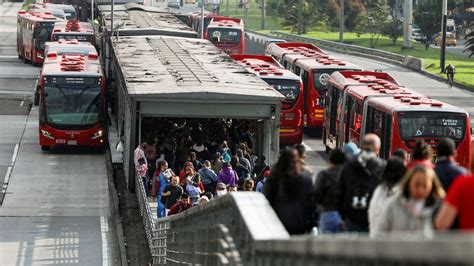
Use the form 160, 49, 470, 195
134, 141, 148, 168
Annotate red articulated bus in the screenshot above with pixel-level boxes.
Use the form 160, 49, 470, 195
17, 10, 63, 64
231, 54, 304, 144
289, 53, 361, 131
365, 96, 471, 167
51, 20, 96, 45
264, 42, 326, 66
38, 52, 106, 150
205, 16, 245, 54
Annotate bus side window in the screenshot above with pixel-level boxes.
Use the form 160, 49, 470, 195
302, 71, 309, 111
329, 86, 338, 135
381, 113, 392, 159
294, 66, 301, 75
344, 96, 353, 143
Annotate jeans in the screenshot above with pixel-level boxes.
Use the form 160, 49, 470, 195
319, 211, 343, 234
157, 197, 166, 218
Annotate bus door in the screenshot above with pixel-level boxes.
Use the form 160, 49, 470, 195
338, 91, 352, 147
348, 97, 363, 145
325, 85, 341, 149
364, 105, 393, 159
301, 70, 309, 126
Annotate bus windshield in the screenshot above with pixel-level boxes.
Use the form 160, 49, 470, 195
312, 69, 337, 92
208, 28, 241, 44
398, 112, 466, 140
34, 22, 54, 50
52, 34, 93, 42
44, 85, 101, 126
265, 79, 300, 105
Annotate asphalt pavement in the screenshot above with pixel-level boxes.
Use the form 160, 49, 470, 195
0, 2, 120, 265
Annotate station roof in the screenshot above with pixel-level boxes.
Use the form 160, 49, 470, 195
368, 96, 467, 114
112, 36, 284, 102
41, 53, 102, 77
99, 5, 197, 38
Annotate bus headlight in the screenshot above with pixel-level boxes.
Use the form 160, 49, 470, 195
41, 129, 54, 139
91, 130, 103, 140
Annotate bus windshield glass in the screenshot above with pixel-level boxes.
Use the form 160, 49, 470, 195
265, 79, 300, 104
52, 34, 93, 42
208, 28, 241, 44
313, 69, 337, 92
44, 84, 100, 126
45, 46, 96, 56
398, 112, 466, 140
34, 22, 54, 50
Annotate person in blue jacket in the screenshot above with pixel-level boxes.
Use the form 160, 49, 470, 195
156, 160, 172, 218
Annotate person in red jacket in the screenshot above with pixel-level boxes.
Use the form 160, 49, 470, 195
168, 193, 192, 216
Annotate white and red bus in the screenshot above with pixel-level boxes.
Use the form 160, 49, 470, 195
265, 42, 326, 66
205, 16, 245, 54
17, 10, 63, 64
38, 52, 106, 150
51, 20, 96, 45
364, 96, 472, 166
231, 54, 304, 144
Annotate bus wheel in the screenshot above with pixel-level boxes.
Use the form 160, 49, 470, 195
34, 91, 39, 106
41, 145, 50, 151
18, 53, 23, 59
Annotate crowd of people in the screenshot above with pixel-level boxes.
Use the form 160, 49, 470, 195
134, 128, 474, 235
133, 118, 267, 217
264, 134, 473, 236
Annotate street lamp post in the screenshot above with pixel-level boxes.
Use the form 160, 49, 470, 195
200, 0, 205, 39
91, 0, 94, 22
339, 0, 344, 43
260, 0, 265, 30
403, 0, 413, 48
440, 0, 447, 72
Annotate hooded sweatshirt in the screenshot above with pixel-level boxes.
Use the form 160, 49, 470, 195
218, 167, 239, 187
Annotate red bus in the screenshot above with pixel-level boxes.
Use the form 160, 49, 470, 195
264, 42, 326, 66
205, 16, 245, 54
38, 52, 106, 150
51, 20, 96, 45
323, 70, 423, 151
364, 96, 472, 166
231, 54, 304, 144
289, 54, 361, 131
17, 10, 63, 64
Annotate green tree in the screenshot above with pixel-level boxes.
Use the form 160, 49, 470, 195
344, 0, 366, 31
279, 0, 327, 33
381, 19, 403, 44
353, 0, 388, 48
414, 2, 442, 50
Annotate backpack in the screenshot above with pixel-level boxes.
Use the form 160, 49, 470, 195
222, 149, 231, 163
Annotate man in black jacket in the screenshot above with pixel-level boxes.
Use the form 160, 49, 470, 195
338, 134, 386, 232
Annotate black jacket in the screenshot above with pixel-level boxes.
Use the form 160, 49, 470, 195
263, 174, 315, 234
338, 151, 385, 225
314, 164, 343, 212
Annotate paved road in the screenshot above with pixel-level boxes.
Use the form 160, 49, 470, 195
0, 3, 120, 265
430, 39, 471, 57
246, 31, 474, 173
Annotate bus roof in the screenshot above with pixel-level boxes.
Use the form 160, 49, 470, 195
112, 36, 284, 102
230, 54, 301, 81
53, 20, 94, 34
97, 2, 161, 13
18, 10, 62, 22
44, 40, 97, 57
265, 42, 326, 59
368, 96, 467, 114
41, 52, 102, 77
329, 70, 401, 89
294, 55, 361, 71
207, 16, 244, 30
345, 82, 425, 102
100, 8, 197, 38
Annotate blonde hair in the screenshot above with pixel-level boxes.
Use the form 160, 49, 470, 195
400, 165, 445, 200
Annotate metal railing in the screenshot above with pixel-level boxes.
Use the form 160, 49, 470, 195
135, 173, 156, 251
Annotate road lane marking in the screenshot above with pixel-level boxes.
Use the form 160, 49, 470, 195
3, 166, 12, 184
302, 142, 314, 152
11, 144, 19, 165
101, 216, 109, 266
